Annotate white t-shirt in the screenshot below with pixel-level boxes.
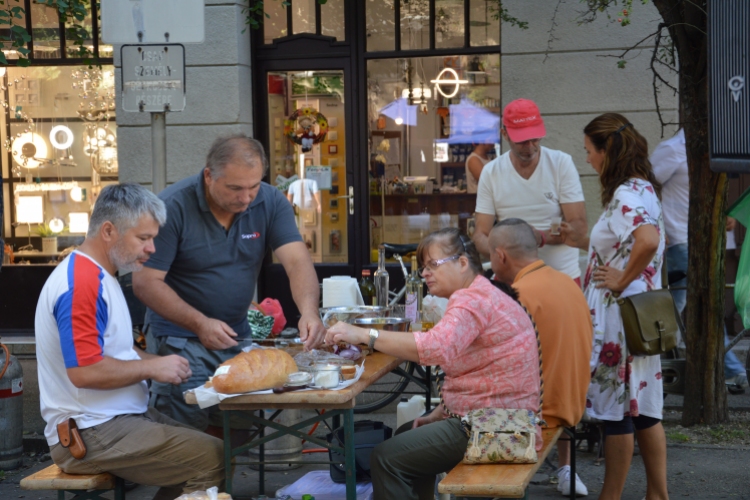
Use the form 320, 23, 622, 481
287, 179, 320, 210
35, 251, 148, 446
465, 152, 491, 194
650, 129, 688, 246
476, 146, 585, 278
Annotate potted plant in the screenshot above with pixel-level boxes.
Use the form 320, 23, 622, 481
34, 222, 65, 254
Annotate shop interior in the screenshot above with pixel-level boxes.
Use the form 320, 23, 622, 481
366, 54, 501, 254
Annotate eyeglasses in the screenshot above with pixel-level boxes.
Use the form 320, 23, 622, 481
419, 254, 461, 275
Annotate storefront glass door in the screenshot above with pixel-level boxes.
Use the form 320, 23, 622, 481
266, 70, 349, 264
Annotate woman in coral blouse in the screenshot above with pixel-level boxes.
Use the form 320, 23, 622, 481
325, 227, 540, 500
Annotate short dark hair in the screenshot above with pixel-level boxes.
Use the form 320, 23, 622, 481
489, 218, 538, 260
205, 135, 268, 178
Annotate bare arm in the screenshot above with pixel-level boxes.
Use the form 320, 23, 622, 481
66, 353, 191, 390
593, 224, 661, 293
325, 322, 420, 363
467, 156, 485, 183
313, 191, 322, 212
274, 241, 325, 349
472, 213, 496, 258
557, 201, 588, 249
132, 267, 238, 350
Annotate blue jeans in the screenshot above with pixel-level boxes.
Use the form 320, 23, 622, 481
666, 243, 688, 313
666, 243, 743, 378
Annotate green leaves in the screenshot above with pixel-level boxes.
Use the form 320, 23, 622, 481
243, 0, 326, 30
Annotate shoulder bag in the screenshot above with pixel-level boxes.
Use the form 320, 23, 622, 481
617, 288, 679, 356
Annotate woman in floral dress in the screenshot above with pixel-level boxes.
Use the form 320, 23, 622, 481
564, 113, 669, 499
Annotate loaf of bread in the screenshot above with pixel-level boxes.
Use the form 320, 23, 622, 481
212, 349, 298, 394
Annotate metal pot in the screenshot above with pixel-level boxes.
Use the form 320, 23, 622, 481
353, 317, 411, 332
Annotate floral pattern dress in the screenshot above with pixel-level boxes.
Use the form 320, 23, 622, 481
584, 178, 666, 421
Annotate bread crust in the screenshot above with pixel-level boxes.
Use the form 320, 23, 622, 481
212, 349, 298, 394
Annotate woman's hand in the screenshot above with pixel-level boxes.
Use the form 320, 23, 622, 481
412, 406, 446, 429
324, 322, 369, 347
592, 265, 626, 293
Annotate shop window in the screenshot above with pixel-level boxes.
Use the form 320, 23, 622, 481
366, 0, 396, 52
366, 54, 500, 258
321, 0, 345, 41
262, 0, 345, 44
400, 0, 429, 51
1, 65, 118, 252
31, 2, 61, 59
470, 0, 500, 47
266, 70, 348, 264
435, 1, 465, 49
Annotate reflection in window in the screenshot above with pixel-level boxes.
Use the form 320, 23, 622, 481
292, 0, 317, 36
264, 1, 288, 43
366, 0, 395, 51
321, 0, 345, 41
470, 0, 501, 47
367, 55, 500, 255
435, 1, 465, 49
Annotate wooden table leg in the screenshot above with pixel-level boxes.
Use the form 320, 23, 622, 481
343, 409, 356, 500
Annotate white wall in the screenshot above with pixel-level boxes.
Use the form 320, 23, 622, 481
501, 0, 679, 231
115, 0, 253, 184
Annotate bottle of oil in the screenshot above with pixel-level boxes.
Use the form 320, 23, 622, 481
374, 245, 389, 308
359, 269, 377, 306
405, 254, 423, 324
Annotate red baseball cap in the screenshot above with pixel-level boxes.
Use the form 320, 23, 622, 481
502, 98, 546, 143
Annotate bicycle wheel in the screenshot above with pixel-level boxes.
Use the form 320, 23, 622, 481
354, 361, 414, 414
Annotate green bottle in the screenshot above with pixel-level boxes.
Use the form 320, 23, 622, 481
359, 269, 377, 306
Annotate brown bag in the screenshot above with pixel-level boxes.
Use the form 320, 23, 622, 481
617, 289, 679, 356
57, 418, 87, 459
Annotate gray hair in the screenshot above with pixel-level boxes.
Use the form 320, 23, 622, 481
489, 218, 538, 260
87, 183, 166, 238
206, 135, 268, 178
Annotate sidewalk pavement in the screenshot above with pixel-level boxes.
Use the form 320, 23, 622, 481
3, 403, 750, 500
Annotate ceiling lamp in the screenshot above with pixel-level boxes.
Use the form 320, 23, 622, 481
49, 125, 74, 150
12, 132, 48, 169
431, 68, 469, 99
401, 87, 432, 100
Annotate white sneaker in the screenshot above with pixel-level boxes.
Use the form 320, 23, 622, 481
556, 465, 588, 497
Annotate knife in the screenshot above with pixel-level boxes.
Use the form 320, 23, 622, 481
272, 385, 308, 393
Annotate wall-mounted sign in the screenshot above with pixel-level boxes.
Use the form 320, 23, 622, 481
121, 44, 185, 112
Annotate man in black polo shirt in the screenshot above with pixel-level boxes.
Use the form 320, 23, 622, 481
133, 135, 325, 435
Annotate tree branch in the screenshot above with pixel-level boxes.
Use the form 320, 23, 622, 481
543, 0, 565, 63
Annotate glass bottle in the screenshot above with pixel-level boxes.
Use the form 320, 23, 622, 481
405, 254, 423, 324
359, 269, 377, 306
374, 245, 389, 308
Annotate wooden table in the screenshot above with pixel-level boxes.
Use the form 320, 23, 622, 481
217, 352, 401, 499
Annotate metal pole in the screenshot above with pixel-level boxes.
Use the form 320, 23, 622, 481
151, 112, 167, 193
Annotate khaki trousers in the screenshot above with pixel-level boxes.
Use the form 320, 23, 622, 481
51, 408, 225, 499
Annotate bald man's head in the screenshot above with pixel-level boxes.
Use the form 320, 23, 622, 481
489, 218, 539, 261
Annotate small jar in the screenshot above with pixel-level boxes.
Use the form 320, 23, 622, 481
312, 363, 342, 389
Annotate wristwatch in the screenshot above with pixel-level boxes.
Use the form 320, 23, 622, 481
368, 328, 379, 350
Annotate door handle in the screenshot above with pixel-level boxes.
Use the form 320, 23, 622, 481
336, 186, 354, 215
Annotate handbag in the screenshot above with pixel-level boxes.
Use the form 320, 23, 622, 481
617, 288, 679, 356
326, 420, 393, 483
440, 305, 545, 465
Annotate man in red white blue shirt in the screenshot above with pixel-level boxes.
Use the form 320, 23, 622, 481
35, 183, 224, 499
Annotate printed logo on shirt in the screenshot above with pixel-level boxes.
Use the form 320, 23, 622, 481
544, 192, 559, 204
241, 232, 261, 240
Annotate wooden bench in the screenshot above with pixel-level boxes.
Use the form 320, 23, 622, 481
20, 464, 125, 500
438, 426, 564, 499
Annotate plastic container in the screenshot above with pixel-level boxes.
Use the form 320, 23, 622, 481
396, 395, 426, 428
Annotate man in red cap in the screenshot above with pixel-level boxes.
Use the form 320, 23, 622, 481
472, 98, 588, 284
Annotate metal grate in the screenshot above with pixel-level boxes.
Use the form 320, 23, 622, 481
709, 0, 750, 171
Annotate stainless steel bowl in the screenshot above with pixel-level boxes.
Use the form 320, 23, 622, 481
319, 305, 391, 327
353, 317, 411, 332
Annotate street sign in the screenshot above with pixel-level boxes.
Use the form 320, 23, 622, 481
121, 44, 186, 112
101, 0, 205, 44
